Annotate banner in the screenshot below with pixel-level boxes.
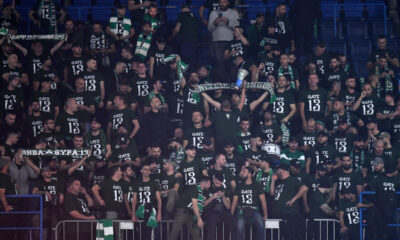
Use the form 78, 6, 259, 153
8, 34, 66, 41
21, 149, 89, 156
193, 82, 277, 102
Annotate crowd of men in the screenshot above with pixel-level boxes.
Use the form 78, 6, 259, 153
0, 0, 399, 239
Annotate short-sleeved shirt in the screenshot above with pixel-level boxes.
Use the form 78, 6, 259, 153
31, 91, 60, 118
177, 11, 199, 43
272, 176, 303, 215
211, 108, 242, 143
183, 126, 213, 150
271, 90, 295, 121
98, 178, 125, 212
79, 70, 104, 98
254, 122, 282, 145
129, 75, 151, 104
299, 87, 330, 121
132, 179, 160, 207
55, 111, 82, 139
332, 170, 363, 193
63, 193, 92, 220
179, 158, 206, 187
108, 107, 137, 135
0, 173, 16, 195
338, 199, 359, 226
67, 92, 95, 123
234, 181, 263, 209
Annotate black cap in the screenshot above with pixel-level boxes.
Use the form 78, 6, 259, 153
245, 166, 255, 175
118, 134, 129, 145
290, 159, 302, 169
318, 131, 329, 138
337, 119, 347, 125
256, 12, 265, 18
91, 117, 101, 124
155, 35, 166, 43
316, 163, 326, 172
72, 42, 82, 47
318, 176, 332, 188
224, 141, 235, 148
117, 3, 126, 9
202, 137, 212, 146
213, 172, 224, 182
367, 119, 378, 125
278, 163, 290, 172
340, 185, 357, 195
385, 91, 395, 98
185, 144, 196, 150
288, 135, 298, 143
8, 74, 18, 82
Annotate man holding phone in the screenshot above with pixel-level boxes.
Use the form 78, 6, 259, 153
207, 0, 239, 74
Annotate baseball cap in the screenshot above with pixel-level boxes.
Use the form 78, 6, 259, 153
290, 159, 302, 169
315, 121, 326, 128
8, 74, 18, 82
118, 134, 129, 145
372, 157, 384, 165
277, 163, 290, 172
213, 172, 224, 182
117, 3, 126, 9
318, 176, 332, 188
202, 137, 212, 146
340, 185, 356, 195
185, 144, 196, 150
316, 163, 327, 172
0, 158, 10, 170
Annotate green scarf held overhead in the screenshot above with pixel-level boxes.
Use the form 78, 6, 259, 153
278, 65, 295, 89
96, 219, 114, 240
109, 16, 131, 37
281, 123, 290, 146
193, 185, 205, 221
162, 54, 188, 84
135, 32, 152, 60
135, 204, 158, 228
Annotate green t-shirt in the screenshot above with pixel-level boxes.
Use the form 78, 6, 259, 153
255, 169, 274, 194
299, 87, 330, 121
98, 178, 125, 212
280, 148, 306, 167
233, 181, 264, 209
272, 176, 303, 215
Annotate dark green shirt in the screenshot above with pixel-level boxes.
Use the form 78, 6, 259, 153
272, 176, 303, 215
179, 158, 206, 187
234, 181, 264, 209
338, 199, 359, 226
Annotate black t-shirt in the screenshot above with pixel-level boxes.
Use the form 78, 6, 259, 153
25, 50, 51, 77
148, 45, 173, 81
31, 0, 61, 29
129, 75, 151, 104
63, 193, 92, 220
0, 88, 24, 112
132, 179, 160, 207
99, 178, 125, 212
64, 55, 87, 84
33, 68, 59, 91
55, 111, 83, 139
0, 173, 16, 195
79, 70, 104, 98
31, 91, 60, 118
177, 11, 199, 43
24, 114, 45, 140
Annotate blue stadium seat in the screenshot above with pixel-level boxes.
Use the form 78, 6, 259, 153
371, 20, 395, 38
326, 41, 347, 55
349, 40, 371, 60
320, 21, 342, 41
346, 21, 368, 40
343, 5, 363, 19
354, 60, 369, 77
387, 39, 399, 52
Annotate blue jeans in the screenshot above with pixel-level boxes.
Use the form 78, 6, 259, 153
237, 211, 265, 240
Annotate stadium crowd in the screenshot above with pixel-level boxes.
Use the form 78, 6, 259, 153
0, 0, 399, 239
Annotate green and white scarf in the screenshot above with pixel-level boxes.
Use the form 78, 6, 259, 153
193, 185, 205, 221
38, 0, 57, 34
143, 14, 160, 30
375, 64, 393, 92
281, 123, 290, 146
278, 65, 295, 89
135, 32, 152, 60
162, 54, 188, 83
148, 91, 165, 105
135, 204, 158, 227
96, 219, 113, 240
109, 16, 131, 37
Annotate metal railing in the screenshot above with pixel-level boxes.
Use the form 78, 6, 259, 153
0, 195, 43, 240
53, 218, 340, 240
359, 191, 400, 240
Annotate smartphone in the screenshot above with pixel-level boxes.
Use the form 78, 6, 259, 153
218, 12, 222, 18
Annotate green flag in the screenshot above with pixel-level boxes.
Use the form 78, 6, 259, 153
96, 219, 114, 240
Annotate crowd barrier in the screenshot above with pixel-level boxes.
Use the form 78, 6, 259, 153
0, 195, 43, 240
53, 218, 341, 240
